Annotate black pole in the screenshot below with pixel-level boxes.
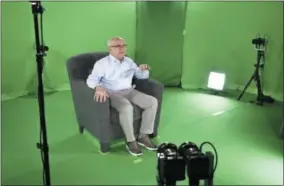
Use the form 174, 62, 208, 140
30, 1, 51, 185
254, 50, 264, 105
280, 120, 284, 139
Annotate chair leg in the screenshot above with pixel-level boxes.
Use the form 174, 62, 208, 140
79, 125, 84, 134
149, 132, 157, 138
100, 142, 110, 153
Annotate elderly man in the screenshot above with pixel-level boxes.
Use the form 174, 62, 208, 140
86, 37, 158, 156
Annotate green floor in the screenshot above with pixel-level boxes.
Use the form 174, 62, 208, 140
2, 88, 283, 185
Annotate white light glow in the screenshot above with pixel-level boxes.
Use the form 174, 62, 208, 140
207, 72, 226, 91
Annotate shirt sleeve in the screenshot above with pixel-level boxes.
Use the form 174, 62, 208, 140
131, 60, 149, 79
86, 61, 104, 89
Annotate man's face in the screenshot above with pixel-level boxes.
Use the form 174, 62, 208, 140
108, 39, 127, 60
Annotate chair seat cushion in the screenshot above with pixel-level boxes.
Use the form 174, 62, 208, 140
110, 104, 142, 125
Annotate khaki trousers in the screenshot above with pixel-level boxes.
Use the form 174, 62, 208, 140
108, 89, 158, 142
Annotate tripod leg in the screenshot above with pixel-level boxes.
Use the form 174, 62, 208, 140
254, 72, 263, 105
237, 74, 254, 101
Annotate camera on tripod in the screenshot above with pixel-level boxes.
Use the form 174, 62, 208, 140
156, 141, 218, 186
237, 34, 274, 105
252, 36, 267, 51
252, 37, 266, 45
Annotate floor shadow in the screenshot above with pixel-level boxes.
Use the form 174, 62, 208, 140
262, 101, 283, 139
21, 90, 59, 99
49, 134, 99, 154
49, 133, 138, 156
193, 88, 280, 106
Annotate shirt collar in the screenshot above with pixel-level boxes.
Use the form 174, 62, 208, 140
109, 54, 125, 63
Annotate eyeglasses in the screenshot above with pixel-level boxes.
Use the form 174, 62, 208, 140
109, 44, 127, 48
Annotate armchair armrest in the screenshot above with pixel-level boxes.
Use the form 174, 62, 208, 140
69, 80, 112, 142
70, 80, 110, 118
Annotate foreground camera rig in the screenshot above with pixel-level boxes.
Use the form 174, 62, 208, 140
156, 141, 218, 186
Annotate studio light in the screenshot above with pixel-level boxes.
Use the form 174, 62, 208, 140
207, 72, 226, 91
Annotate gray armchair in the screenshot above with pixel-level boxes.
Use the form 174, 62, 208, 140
66, 52, 164, 152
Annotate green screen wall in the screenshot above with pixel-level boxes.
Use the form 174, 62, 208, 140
1, 2, 136, 100
181, 2, 283, 100
135, 2, 187, 86
2, 2, 283, 101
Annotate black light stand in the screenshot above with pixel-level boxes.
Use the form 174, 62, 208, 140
237, 37, 274, 105
280, 120, 284, 139
30, 1, 51, 185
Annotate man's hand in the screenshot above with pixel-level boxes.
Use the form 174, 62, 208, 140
139, 64, 150, 71
94, 86, 109, 102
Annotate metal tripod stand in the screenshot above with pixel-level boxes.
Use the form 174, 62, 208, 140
237, 48, 274, 105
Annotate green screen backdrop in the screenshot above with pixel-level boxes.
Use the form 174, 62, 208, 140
1, 2, 136, 100
135, 1, 187, 86
1, 2, 283, 101
181, 2, 283, 101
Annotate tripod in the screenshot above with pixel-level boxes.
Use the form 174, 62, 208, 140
31, 1, 51, 185
237, 48, 274, 105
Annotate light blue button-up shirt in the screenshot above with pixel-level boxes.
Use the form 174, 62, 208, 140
86, 54, 149, 91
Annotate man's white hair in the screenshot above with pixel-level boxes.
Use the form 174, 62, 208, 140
107, 37, 124, 47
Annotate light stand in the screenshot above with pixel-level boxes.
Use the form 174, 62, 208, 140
30, 1, 51, 185
237, 37, 274, 105
280, 120, 284, 139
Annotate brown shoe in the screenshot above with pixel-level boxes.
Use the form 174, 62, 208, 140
126, 141, 143, 156
137, 135, 158, 151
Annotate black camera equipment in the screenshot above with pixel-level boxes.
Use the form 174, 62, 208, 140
156, 141, 217, 186
237, 35, 274, 105
30, 1, 51, 185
